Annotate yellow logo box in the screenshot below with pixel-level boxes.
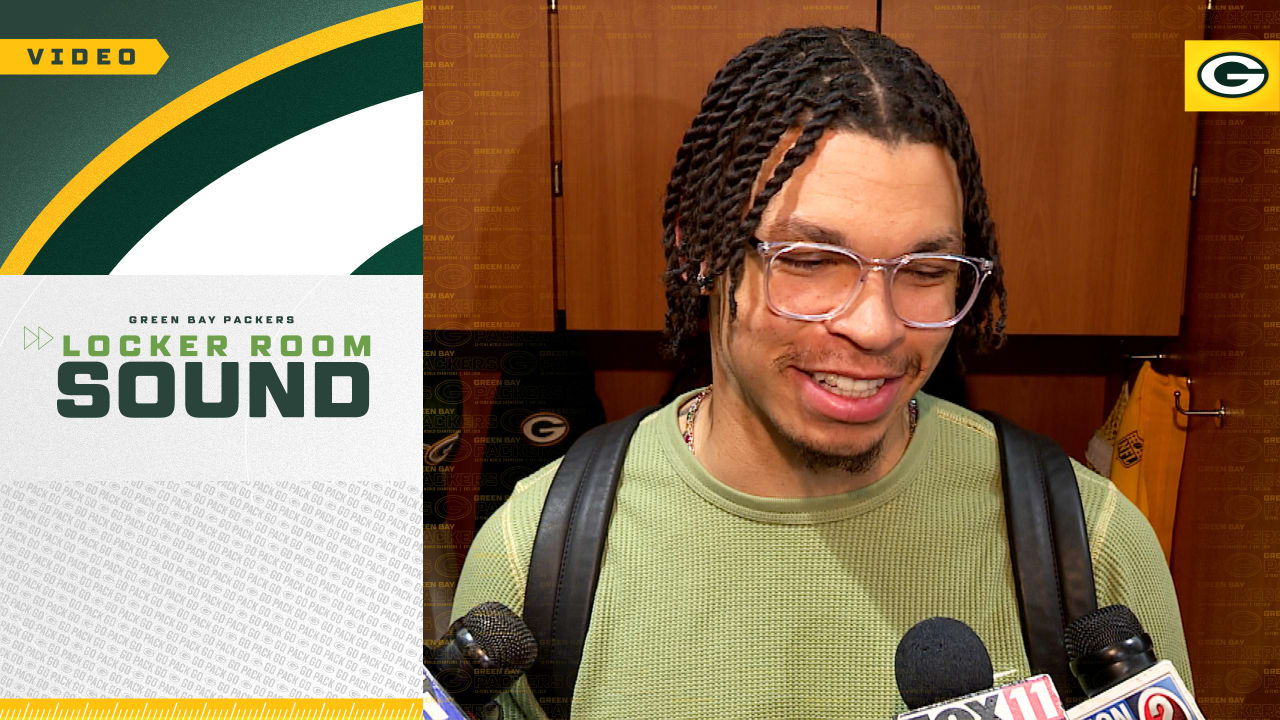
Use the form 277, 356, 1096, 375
1185, 41, 1280, 112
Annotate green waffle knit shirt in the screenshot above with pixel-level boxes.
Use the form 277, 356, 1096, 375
451, 389, 1193, 719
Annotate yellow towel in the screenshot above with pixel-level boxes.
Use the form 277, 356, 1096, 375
1108, 361, 1189, 563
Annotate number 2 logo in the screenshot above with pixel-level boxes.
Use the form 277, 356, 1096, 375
1138, 689, 1190, 720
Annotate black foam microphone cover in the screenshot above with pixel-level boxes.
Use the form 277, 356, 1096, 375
894, 617, 995, 710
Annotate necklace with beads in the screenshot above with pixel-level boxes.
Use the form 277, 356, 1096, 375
681, 386, 918, 456
680, 387, 712, 453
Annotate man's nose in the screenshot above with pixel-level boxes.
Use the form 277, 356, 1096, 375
825, 268, 906, 351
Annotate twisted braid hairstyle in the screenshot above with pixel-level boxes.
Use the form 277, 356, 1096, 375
661, 26, 1007, 369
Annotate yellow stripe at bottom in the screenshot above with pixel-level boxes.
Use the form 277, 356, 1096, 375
0, 700, 421, 720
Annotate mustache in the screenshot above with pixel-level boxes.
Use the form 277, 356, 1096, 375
772, 350, 921, 378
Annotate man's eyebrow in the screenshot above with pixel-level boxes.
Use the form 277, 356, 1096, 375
771, 218, 849, 246
910, 235, 964, 253
771, 218, 964, 254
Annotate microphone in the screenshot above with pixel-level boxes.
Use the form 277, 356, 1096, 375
1064, 605, 1203, 720
895, 617, 994, 710
425, 602, 538, 718
895, 617, 1066, 720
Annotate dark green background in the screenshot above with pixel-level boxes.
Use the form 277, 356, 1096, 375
0, 0, 405, 261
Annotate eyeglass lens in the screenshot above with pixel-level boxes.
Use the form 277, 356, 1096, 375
766, 247, 979, 324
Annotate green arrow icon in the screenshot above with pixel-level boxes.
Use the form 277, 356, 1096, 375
23, 326, 53, 350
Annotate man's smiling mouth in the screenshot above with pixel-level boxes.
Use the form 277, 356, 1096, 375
808, 372, 887, 399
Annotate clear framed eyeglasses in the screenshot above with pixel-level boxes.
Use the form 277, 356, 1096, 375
753, 239, 995, 328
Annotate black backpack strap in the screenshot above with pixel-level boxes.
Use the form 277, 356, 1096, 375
980, 410, 1097, 706
523, 405, 657, 719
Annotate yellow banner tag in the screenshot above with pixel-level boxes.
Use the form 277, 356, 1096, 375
0, 700, 421, 720
0, 39, 167, 75
1185, 40, 1280, 112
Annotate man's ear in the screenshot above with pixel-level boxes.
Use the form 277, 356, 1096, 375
695, 259, 712, 296
675, 222, 713, 296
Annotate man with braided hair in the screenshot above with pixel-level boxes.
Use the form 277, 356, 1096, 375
452, 26, 1191, 719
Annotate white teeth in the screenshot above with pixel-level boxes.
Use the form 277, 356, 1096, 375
810, 372, 886, 398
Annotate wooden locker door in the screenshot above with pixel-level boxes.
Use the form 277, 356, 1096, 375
882, 1, 1204, 335
1167, 8, 1280, 714
558, 3, 879, 331
424, 2, 556, 331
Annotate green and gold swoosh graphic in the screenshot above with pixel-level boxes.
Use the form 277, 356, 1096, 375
354, 226, 424, 275
2, 2, 422, 275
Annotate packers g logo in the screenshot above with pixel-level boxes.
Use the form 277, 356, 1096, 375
1198, 52, 1267, 97
425, 431, 461, 466
1185, 41, 1280, 112
521, 412, 569, 446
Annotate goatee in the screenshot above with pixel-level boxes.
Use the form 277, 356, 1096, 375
790, 431, 885, 475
